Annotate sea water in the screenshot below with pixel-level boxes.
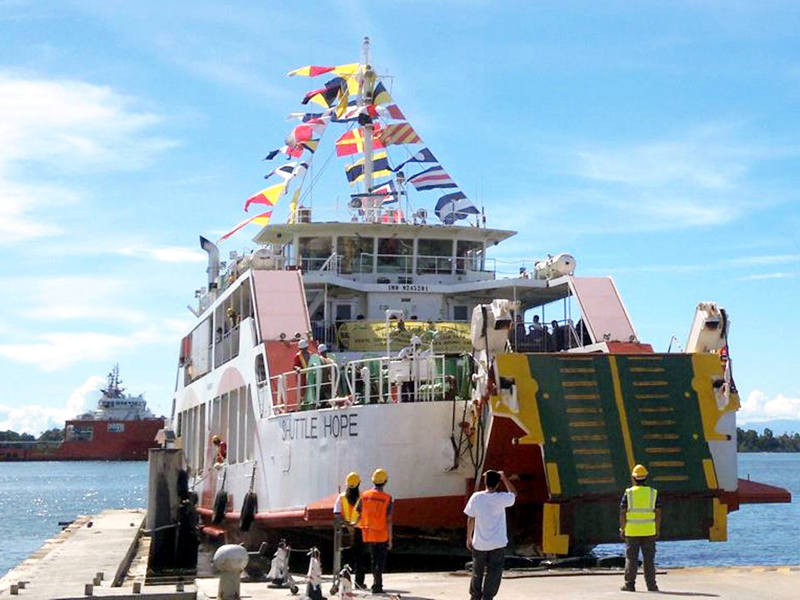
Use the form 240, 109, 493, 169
0, 461, 147, 579
593, 453, 800, 566
0, 455, 798, 578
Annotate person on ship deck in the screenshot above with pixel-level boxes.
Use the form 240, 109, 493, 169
293, 339, 311, 406
212, 435, 227, 464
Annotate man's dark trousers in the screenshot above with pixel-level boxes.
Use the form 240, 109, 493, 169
470, 547, 505, 600
368, 542, 388, 592
624, 535, 657, 589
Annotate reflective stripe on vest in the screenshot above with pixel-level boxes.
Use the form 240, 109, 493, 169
339, 493, 359, 526
359, 489, 391, 543
624, 485, 657, 537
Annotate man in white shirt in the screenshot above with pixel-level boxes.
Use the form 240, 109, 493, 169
464, 470, 517, 600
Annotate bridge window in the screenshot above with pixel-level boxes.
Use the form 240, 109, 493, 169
456, 240, 484, 272
377, 237, 413, 273
338, 236, 374, 274
298, 237, 333, 271
418, 239, 454, 274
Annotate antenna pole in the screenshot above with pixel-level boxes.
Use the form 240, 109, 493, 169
360, 36, 378, 222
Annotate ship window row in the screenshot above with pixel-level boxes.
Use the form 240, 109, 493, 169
178, 385, 255, 473
181, 279, 258, 385
292, 236, 485, 275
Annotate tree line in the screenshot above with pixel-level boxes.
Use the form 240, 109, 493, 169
0, 429, 64, 442
738, 427, 800, 452
3, 427, 798, 451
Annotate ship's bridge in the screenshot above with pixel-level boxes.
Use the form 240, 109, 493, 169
245, 220, 587, 353
253, 221, 515, 287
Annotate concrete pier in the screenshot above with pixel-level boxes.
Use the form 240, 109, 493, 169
0, 510, 192, 600
2, 510, 799, 599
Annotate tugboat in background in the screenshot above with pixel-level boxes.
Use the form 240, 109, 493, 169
0, 364, 165, 461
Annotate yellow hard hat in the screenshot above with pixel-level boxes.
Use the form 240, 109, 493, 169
371, 468, 388, 485
632, 464, 648, 479
212, 435, 220, 443
345, 471, 361, 488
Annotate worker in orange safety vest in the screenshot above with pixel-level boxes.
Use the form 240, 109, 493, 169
356, 468, 393, 594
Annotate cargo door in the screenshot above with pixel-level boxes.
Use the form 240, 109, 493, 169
494, 352, 727, 553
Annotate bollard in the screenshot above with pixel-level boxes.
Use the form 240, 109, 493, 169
10, 584, 18, 595
132, 581, 142, 594
84, 583, 93, 596
176, 581, 184, 592
18, 582, 26, 589
93, 577, 102, 586
213, 544, 249, 600
95, 572, 104, 582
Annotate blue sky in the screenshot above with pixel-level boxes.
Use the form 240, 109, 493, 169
1, 1, 799, 434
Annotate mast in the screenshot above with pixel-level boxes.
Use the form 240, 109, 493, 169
360, 36, 378, 222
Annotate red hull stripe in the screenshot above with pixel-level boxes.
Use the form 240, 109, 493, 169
200, 494, 468, 530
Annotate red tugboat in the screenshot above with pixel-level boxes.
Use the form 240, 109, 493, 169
0, 365, 165, 461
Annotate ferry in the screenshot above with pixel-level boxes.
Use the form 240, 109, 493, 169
0, 365, 165, 461
173, 39, 789, 557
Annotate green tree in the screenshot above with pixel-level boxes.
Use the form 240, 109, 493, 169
38, 428, 64, 442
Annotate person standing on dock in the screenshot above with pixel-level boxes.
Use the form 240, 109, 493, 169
464, 469, 517, 600
333, 471, 366, 589
356, 468, 393, 594
620, 464, 661, 592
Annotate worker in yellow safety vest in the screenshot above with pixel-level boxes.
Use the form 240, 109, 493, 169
619, 464, 661, 592
356, 468, 393, 594
333, 471, 366, 589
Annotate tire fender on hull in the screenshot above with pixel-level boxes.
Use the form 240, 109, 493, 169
212, 489, 228, 525
240, 491, 257, 532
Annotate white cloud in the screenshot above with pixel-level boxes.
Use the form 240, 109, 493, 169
727, 254, 800, 267
0, 375, 103, 435
738, 390, 800, 422
0, 332, 131, 370
0, 72, 176, 245
15, 276, 144, 324
735, 272, 795, 282
0, 318, 189, 372
508, 123, 797, 236
118, 245, 207, 263
0, 73, 174, 169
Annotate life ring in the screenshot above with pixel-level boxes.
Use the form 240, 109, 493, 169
212, 490, 228, 524
239, 491, 257, 532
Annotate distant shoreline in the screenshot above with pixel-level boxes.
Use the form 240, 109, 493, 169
738, 427, 800, 452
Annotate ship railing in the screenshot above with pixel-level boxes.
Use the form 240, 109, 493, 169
295, 251, 494, 278
416, 254, 454, 275
270, 362, 342, 414
510, 318, 590, 353
214, 324, 241, 368
0, 440, 62, 449
342, 354, 451, 405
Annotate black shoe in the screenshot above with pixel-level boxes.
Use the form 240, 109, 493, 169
621, 584, 635, 592
371, 587, 384, 594
648, 585, 659, 592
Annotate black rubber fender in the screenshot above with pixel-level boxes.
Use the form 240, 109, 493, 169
239, 491, 257, 532
212, 490, 228, 524
177, 469, 190, 500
